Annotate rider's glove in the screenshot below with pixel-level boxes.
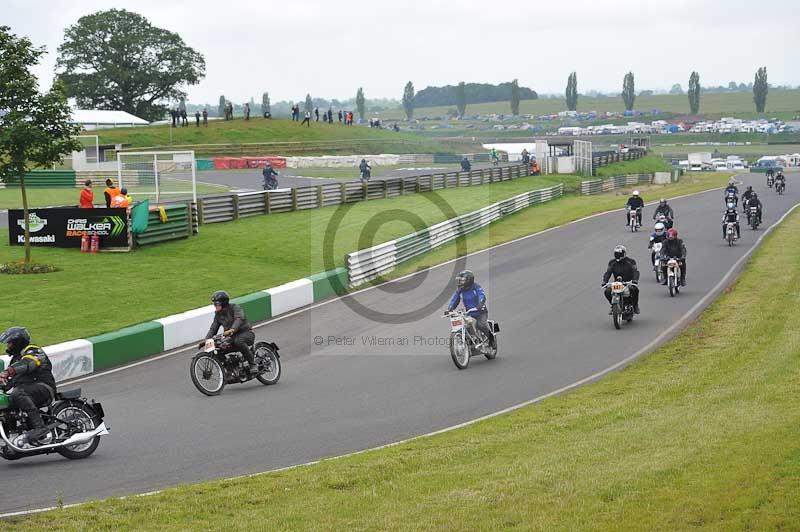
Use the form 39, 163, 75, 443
0, 368, 14, 385
223, 329, 234, 337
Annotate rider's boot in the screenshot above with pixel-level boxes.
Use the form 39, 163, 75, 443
633, 304, 641, 314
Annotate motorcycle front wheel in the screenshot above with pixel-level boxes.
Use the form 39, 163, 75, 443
449, 332, 470, 369
190, 354, 226, 396
255, 344, 281, 386
612, 303, 622, 330
53, 401, 101, 460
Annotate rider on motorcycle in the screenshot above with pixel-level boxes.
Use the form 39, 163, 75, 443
660, 228, 687, 287
742, 185, 755, 212
653, 198, 674, 227
724, 178, 739, 207
775, 171, 786, 190
747, 193, 763, 225
603, 245, 640, 314
203, 291, 258, 375
460, 156, 471, 172
0, 327, 57, 445
626, 190, 644, 226
446, 270, 495, 348
722, 201, 741, 239
648, 222, 668, 266
262, 163, 279, 190
359, 159, 372, 181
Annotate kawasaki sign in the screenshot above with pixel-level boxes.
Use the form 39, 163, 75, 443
8, 208, 129, 248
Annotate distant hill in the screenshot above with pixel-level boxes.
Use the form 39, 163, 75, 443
414, 82, 538, 108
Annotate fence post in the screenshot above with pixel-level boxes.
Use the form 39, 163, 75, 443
415, 175, 420, 193
197, 198, 205, 225
291, 188, 298, 211
265, 191, 272, 214
400, 177, 406, 195
185, 202, 193, 237
340, 182, 346, 204
232, 194, 239, 220
317, 185, 323, 208
383, 179, 388, 199
362, 181, 368, 200
429, 175, 434, 191
456, 172, 461, 187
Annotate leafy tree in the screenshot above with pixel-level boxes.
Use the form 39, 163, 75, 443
56, 9, 205, 122
262, 92, 270, 114
402, 81, 415, 120
688, 71, 700, 114
414, 82, 537, 107
565, 72, 578, 111
669, 83, 684, 95
622, 71, 636, 111
753, 66, 768, 113
356, 87, 366, 119
455, 81, 467, 118
304, 93, 313, 113
510, 79, 520, 115
218, 95, 225, 117
0, 27, 82, 267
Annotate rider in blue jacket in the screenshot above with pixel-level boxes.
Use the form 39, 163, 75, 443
446, 270, 495, 348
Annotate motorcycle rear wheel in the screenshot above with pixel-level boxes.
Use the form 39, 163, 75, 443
255, 344, 281, 385
53, 402, 101, 460
449, 332, 470, 369
191, 354, 226, 396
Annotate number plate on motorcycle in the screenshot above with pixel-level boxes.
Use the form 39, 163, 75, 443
450, 318, 463, 331
204, 339, 216, 352
611, 282, 625, 291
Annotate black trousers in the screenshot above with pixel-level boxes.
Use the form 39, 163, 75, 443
605, 284, 639, 306
473, 311, 494, 344
661, 258, 686, 283
231, 330, 256, 365
10, 383, 54, 429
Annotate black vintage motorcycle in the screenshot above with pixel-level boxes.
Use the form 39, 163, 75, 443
0, 386, 108, 461
190, 335, 281, 396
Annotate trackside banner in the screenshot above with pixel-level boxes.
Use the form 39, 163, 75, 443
9, 207, 129, 248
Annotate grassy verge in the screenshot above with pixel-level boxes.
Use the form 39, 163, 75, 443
12, 181, 800, 531
0, 174, 573, 345
0, 179, 229, 210
93, 118, 452, 156
594, 155, 671, 178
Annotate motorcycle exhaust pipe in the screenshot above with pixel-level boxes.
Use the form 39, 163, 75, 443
0, 422, 109, 454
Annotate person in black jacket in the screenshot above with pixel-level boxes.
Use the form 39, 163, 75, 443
626, 190, 644, 226
742, 185, 755, 212
652, 198, 674, 225
602, 245, 640, 314
359, 159, 372, 181
0, 327, 57, 445
460, 156, 471, 172
202, 291, 258, 375
659, 228, 687, 286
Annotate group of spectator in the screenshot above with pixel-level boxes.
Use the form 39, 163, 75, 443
79, 178, 133, 209
170, 108, 188, 127
291, 105, 356, 126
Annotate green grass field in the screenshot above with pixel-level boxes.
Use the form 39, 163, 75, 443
377, 89, 800, 120
0, 168, 726, 346
10, 174, 797, 532
93, 118, 455, 156
593, 155, 671, 178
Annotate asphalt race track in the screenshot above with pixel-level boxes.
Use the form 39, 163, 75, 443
2, 173, 796, 514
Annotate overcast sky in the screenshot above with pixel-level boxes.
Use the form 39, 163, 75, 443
4, 0, 799, 106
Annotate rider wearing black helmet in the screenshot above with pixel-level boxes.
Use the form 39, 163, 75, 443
742, 185, 755, 212
747, 192, 763, 225
653, 198, 674, 224
203, 291, 258, 375
0, 327, 57, 445
602, 245, 640, 314
446, 270, 495, 348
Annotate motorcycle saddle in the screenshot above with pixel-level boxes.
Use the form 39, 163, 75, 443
56, 388, 81, 400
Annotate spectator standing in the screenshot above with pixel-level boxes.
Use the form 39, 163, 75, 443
347, 111, 353, 125
79, 180, 94, 208
170, 109, 177, 127
327, 108, 333, 123
314, 107, 319, 122
338, 110, 343, 123
195, 111, 201, 127
110, 187, 130, 208
103, 179, 120, 208
244, 103, 250, 121
202, 108, 208, 126
301, 110, 312, 127
181, 108, 188, 127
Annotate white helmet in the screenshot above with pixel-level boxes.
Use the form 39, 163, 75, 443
654, 222, 665, 233
632, 190, 640, 197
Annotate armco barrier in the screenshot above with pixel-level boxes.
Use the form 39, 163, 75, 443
134, 203, 198, 247
197, 163, 530, 224
4, 170, 77, 188
580, 173, 653, 195
346, 183, 564, 286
